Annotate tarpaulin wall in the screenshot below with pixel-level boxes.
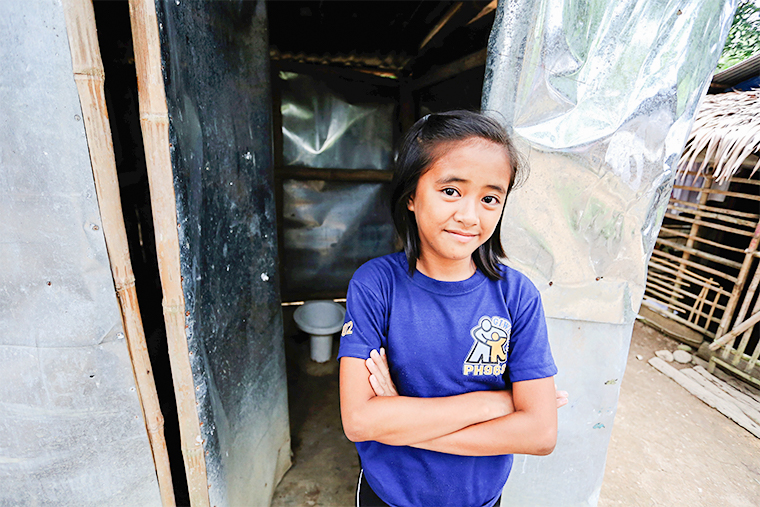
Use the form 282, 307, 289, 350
0, 1, 161, 504
277, 70, 397, 298
483, 0, 737, 505
155, 0, 290, 505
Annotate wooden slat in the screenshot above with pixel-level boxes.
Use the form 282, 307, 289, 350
666, 203, 758, 228
62, 2, 175, 505
411, 48, 487, 91
419, 2, 463, 51
658, 225, 746, 254
644, 286, 722, 325
651, 250, 739, 283
669, 198, 759, 220
672, 184, 760, 202
664, 213, 756, 237
640, 299, 716, 337
655, 237, 743, 270
648, 258, 732, 296
276, 166, 394, 182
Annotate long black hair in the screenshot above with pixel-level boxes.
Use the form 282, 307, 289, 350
390, 110, 528, 280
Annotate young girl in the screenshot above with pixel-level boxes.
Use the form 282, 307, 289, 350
338, 111, 564, 507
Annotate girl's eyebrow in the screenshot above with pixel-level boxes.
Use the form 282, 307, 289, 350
436, 175, 506, 195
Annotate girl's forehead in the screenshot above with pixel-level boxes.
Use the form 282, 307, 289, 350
425, 138, 512, 175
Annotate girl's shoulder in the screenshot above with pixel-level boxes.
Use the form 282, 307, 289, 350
350, 251, 406, 287
494, 263, 542, 300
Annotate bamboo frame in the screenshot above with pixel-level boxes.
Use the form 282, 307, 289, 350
127, 1, 210, 506
61, 1, 175, 505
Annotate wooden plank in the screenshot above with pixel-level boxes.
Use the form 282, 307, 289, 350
411, 48, 487, 90
128, 0, 211, 505
692, 365, 760, 417
669, 198, 760, 220
419, 2, 463, 51
638, 304, 707, 345
682, 368, 760, 425
648, 259, 733, 297
63, 1, 175, 505
651, 249, 739, 283
468, 0, 497, 25
666, 203, 758, 228
672, 184, 760, 202
655, 237, 743, 270
664, 213, 756, 237
275, 166, 394, 183
658, 225, 746, 254
648, 357, 760, 438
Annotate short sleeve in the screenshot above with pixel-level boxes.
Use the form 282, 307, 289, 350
337, 278, 387, 361
506, 282, 558, 384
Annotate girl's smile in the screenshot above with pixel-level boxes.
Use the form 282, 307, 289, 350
407, 138, 512, 281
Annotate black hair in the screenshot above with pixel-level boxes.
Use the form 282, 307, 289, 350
390, 110, 528, 280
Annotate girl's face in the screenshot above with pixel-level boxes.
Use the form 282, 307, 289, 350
407, 138, 512, 279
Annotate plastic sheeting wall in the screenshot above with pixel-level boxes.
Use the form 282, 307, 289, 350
0, 1, 162, 505
156, 1, 290, 505
483, 1, 736, 505
279, 71, 397, 297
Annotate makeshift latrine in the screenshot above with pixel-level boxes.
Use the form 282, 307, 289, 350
0, 0, 738, 506
641, 88, 760, 389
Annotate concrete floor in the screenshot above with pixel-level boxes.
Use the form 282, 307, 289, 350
271, 318, 760, 507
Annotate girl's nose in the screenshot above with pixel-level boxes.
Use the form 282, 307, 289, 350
453, 198, 478, 226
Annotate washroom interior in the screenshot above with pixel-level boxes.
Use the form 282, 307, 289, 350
92, 1, 498, 503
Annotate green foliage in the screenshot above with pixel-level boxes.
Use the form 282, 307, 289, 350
717, 0, 760, 71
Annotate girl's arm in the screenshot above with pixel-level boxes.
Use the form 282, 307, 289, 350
411, 376, 558, 456
340, 356, 514, 446
365, 348, 566, 456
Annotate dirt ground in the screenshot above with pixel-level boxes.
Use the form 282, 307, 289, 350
271, 317, 760, 507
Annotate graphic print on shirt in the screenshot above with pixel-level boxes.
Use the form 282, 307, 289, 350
463, 316, 511, 376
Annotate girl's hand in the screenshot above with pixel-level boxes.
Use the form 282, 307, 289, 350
556, 386, 569, 408
366, 348, 398, 397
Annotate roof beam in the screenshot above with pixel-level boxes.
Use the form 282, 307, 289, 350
418, 2, 463, 51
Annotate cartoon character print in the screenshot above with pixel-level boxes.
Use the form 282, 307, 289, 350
463, 316, 510, 376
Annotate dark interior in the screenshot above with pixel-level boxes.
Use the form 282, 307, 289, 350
92, 1, 496, 503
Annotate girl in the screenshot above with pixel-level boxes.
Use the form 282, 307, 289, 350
338, 111, 564, 507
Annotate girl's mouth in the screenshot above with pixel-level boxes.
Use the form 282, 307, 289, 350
446, 230, 478, 242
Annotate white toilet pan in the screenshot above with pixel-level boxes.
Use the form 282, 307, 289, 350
293, 300, 346, 363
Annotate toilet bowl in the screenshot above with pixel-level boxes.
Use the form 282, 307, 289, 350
293, 300, 346, 363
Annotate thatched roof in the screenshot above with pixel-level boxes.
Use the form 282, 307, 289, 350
678, 90, 760, 182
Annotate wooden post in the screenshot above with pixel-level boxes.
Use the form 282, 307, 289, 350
715, 219, 760, 347
729, 264, 760, 364
127, 1, 210, 506
61, 1, 175, 505
670, 174, 712, 306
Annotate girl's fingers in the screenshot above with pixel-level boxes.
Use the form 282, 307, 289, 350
368, 374, 385, 396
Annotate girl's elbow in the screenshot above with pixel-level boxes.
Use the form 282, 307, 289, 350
533, 428, 557, 456
341, 412, 371, 442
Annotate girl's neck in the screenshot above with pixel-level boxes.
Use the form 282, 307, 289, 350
415, 255, 477, 282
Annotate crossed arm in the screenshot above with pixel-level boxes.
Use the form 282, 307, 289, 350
340, 349, 568, 457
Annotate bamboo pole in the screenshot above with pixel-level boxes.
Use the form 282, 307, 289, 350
652, 249, 738, 283
714, 220, 760, 343
127, 1, 210, 506
728, 263, 760, 364
61, 1, 175, 505
669, 175, 711, 307
659, 225, 746, 254
709, 310, 760, 350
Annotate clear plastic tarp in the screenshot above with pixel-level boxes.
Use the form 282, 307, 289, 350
280, 71, 394, 170
279, 71, 397, 297
482, 0, 736, 505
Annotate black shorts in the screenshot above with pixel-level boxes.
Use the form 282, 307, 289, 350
356, 470, 503, 507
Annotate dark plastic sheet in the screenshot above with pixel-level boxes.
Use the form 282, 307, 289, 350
157, 1, 290, 504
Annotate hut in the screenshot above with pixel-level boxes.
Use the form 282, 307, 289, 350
640, 61, 760, 388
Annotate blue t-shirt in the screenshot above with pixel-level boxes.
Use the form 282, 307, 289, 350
338, 252, 558, 507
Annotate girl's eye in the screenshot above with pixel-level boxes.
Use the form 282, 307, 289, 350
443, 188, 459, 197
482, 196, 500, 205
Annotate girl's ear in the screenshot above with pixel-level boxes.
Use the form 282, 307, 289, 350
407, 195, 415, 212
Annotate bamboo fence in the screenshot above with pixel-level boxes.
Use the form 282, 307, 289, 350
128, 0, 211, 505
644, 166, 760, 388
61, 1, 175, 504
